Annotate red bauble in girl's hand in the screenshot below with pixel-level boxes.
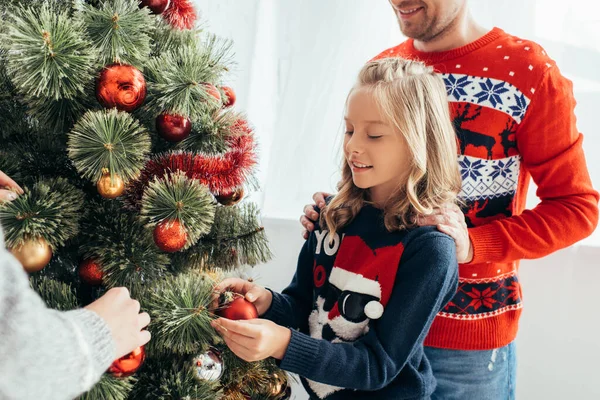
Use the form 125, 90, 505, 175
217, 297, 258, 320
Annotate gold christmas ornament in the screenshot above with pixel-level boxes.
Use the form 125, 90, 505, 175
97, 169, 125, 199
10, 237, 53, 273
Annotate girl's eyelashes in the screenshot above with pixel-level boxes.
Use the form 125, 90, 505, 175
345, 131, 354, 136
368, 134, 383, 139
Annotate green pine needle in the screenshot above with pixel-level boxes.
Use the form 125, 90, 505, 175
174, 203, 272, 271
81, 0, 153, 67
144, 273, 220, 355
144, 35, 234, 120
141, 171, 216, 249
3, 1, 97, 101
130, 356, 221, 400
178, 109, 242, 154
80, 201, 169, 297
0, 178, 85, 249
151, 18, 202, 57
78, 374, 136, 400
30, 276, 79, 310
68, 109, 151, 183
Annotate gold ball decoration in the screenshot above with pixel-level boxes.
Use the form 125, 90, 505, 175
10, 237, 53, 273
97, 169, 125, 199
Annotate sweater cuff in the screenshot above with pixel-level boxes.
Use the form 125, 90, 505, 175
63, 309, 116, 386
279, 329, 320, 375
468, 224, 506, 264
261, 289, 288, 325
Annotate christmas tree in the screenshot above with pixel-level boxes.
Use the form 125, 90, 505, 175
0, 0, 291, 398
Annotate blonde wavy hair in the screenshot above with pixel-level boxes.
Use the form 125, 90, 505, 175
322, 57, 462, 236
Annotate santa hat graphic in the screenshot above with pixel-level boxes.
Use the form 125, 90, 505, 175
328, 236, 404, 320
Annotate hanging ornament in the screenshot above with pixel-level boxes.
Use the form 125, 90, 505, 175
108, 346, 146, 378
78, 259, 104, 286
139, 0, 170, 14
202, 83, 222, 103
216, 296, 258, 320
97, 169, 125, 199
193, 348, 224, 382
221, 86, 236, 107
156, 113, 192, 142
163, 0, 197, 30
216, 188, 244, 206
153, 218, 188, 252
96, 64, 147, 112
10, 237, 52, 273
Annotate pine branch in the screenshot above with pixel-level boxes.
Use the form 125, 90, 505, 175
0, 178, 85, 249
79, 200, 169, 297
174, 203, 272, 271
130, 356, 221, 400
30, 276, 79, 310
81, 0, 154, 67
178, 109, 243, 154
141, 171, 216, 249
151, 17, 202, 57
144, 34, 234, 119
0, 130, 80, 186
2, 1, 97, 101
78, 374, 136, 400
143, 273, 220, 355
68, 109, 151, 183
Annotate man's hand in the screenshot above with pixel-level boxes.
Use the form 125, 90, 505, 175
0, 170, 24, 202
211, 318, 291, 361
417, 203, 473, 263
300, 192, 331, 239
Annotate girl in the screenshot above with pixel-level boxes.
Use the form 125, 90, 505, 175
211, 57, 461, 399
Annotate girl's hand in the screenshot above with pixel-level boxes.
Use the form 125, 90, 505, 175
417, 203, 474, 263
211, 318, 291, 362
211, 278, 273, 316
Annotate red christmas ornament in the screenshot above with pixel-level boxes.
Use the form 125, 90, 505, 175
216, 188, 244, 206
153, 219, 188, 252
78, 259, 104, 285
156, 113, 192, 142
139, 0, 170, 14
201, 83, 221, 103
221, 86, 236, 107
108, 346, 146, 378
217, 297, 258, 320
163, 0, 197, 30
96, 64, 146, 112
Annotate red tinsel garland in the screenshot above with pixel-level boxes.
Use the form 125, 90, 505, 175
163, 0, 197, 30
125, 131, 256, 209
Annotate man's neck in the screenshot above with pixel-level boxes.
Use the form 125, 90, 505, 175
413, 14, 489, 53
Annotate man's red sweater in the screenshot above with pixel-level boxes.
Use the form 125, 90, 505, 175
373, 27, 599, 350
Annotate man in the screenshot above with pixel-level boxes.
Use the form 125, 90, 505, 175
300, 1, 599, 398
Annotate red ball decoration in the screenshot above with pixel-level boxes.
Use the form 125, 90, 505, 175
96, 64, 147, 112
108, 346, 146, 378
139, 0, 170, 14
221, 86, 236, 107
217, 297, 258, 320
202, 83, 221, 103
153, 219, 188, 252
156, 113, 192, 142
78, 259, 104, 286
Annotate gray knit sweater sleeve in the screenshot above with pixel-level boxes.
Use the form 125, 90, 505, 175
0, 229, 116, 400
